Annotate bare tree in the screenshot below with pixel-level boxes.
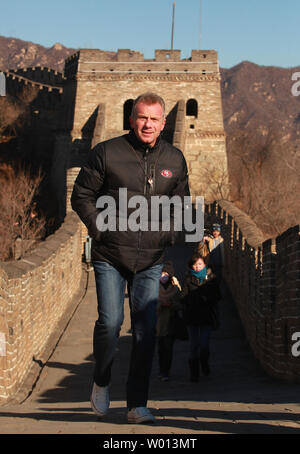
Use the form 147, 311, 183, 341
200, 161, 231, 202
0, 164, 46, 261
227, 129, 300, 236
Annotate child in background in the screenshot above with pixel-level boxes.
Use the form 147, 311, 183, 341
181, 254, 221, 381
156, 261, 184, 381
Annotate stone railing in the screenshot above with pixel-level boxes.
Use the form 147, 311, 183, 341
0, 212, 84, 402
206, 200, 300, 382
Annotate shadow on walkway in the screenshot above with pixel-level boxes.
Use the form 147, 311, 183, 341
1, 244, 300, 434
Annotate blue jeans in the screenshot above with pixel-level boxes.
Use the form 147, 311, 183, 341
187, 326, 212, 360
92, 260, 163, 409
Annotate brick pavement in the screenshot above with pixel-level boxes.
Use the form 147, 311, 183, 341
0, 245, 300, 435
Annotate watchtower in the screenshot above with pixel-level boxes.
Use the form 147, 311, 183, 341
53, 48, 227, 217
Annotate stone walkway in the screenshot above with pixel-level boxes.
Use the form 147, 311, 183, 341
0, 245, 300, 435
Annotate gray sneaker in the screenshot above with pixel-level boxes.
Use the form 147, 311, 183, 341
90, 383, 110, 417
127, 407, 156, 424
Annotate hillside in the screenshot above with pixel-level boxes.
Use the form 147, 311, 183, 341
1, 35, 299, 236
220, 61, 300, 142
220, 62, 300, 236
1, 35, 299, 140
0, 35, 76, 71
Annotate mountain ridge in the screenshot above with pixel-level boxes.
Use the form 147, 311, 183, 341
1, 35, 299, 143
1, 35, 299, 236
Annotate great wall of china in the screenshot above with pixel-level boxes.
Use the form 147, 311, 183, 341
0, 48, 299, 402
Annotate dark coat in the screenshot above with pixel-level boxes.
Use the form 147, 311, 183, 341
180, 268, 221, 328
71, 131, 190, 273
156, 278, 182, 337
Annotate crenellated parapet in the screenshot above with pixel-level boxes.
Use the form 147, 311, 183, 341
64, 48, 220, 81
3, 67, 64, 133
3, 46, 227, 239
60, 47, 227, 205
3, 67, 64, 94
0, 213, 83, 403
5, 66, 64, 87
206, 200, 300, 382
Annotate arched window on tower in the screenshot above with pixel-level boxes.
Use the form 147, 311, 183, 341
186, 99, 198, 118
123, 99, 134, 130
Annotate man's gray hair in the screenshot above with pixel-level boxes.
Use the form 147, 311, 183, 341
131, 92, 166, 119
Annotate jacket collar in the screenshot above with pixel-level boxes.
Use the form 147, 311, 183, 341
126, 130, 161, 153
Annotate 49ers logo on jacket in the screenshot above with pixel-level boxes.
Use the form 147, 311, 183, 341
160, 169, 173, 178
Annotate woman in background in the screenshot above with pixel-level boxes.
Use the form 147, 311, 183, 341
181, 254, 221, 381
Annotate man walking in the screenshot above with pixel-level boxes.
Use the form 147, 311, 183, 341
71, 92, 190, 423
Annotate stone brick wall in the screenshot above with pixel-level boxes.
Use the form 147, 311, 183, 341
59, 48, 227, 204
207, 200, 300, 382
4, 69, 63, 104
0, 212, 83, 402
66, 48, 223, 139
4, 47, 227, 214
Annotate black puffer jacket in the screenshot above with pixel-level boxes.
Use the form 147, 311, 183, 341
71, 131, 190, 273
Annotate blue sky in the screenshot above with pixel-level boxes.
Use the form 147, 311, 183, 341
1, 0, 299, 68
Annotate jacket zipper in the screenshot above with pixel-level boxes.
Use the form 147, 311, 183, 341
149, 163, 155, 195
134, 148, 149, 273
